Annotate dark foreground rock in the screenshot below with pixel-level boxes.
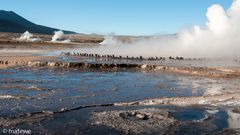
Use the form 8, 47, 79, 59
220, 129, 240, 135
90, 108, 176, 135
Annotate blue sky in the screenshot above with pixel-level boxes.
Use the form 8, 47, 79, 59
0, 0, 232, 35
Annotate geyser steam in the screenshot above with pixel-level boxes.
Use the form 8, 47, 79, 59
19, 31, 33, 40
51, 30, 71, 43
92, 0, 240, 58
18, 31, 41, 42
100, 34, 122, 45
51, 30, 64, 42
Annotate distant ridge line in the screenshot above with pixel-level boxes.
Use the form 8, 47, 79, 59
0, 10, 76, 34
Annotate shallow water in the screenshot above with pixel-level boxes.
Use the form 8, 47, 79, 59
0, 104, 236, 135
0, 66, 240, 134
1, 67, 239, 114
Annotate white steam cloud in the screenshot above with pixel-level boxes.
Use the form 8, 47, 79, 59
18, 31, 41, 42
19, 31, 33, 40
100, 34, 122, 45
51, 30, 64, 42
51, 30, 71, 43
93, 0, 240, 58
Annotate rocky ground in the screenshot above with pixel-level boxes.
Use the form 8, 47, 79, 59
90, 108, 175, 135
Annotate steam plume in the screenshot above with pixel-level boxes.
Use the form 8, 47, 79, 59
51, 30, 71, 43
18, 31, 41, 42
90, 0, 240, 58
100, 34, 122, 45
51, 30, 64, 42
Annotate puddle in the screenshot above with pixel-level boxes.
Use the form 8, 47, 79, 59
171, 108, 206, 121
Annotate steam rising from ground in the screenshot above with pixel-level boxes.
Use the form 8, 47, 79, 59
18, 31, 41, 42
51, 30, 64, 42
100, 34, 122, 45
51, 30, 71, 43
95, 0, 240, 58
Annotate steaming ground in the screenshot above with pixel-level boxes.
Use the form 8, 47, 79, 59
0, 1, 240, 134
18, 31, 42, 42
15, 30, 72, 43
81, 0, 240, 58
51, 30, 71, 43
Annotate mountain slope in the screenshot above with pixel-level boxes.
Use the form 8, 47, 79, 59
0, 10, 76, 34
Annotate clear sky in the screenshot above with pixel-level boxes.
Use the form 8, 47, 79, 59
0, 0, 232, 35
